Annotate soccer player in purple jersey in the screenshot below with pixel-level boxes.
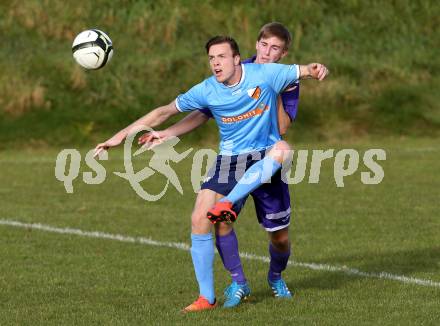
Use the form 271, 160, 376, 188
138, 23, 302, 308
95, 34, 328, 312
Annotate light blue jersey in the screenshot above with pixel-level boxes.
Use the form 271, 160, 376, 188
175, 63, 299, 155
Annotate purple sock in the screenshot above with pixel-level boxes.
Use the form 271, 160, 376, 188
268, 243, 291, 281
216, 229, 247, 284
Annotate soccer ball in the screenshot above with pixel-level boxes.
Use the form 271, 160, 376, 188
72, 29, 113, 70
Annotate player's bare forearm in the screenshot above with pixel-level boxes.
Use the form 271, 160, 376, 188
137, 110, 209, 147
277, 96, 291, 136
93, 101, 179, 157
165, 110, 209, 137
122, 102, 179, 137
299, 63, 329, 81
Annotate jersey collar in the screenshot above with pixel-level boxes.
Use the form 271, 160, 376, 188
225, 64, 246, 88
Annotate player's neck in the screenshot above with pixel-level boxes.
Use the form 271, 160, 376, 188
224, 65, 242, 87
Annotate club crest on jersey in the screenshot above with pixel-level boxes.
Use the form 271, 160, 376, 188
247, 86, 261, 100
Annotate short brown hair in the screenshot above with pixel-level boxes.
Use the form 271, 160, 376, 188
205, 36, 240, 56
257, 22, 291, 50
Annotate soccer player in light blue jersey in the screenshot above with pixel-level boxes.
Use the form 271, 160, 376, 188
139, 23, 301, 308
94, 35, 328, 312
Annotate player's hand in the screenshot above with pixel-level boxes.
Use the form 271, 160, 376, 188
138, 130, 171, 149
93, 137, 123, 158
307, 63, 329, 81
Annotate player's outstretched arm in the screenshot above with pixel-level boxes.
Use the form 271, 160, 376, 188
138, 110, 209, 145
277, 96, 291, 136
93, 101, 179, 157
299, 63, 329, 81
165, 110, 210, 137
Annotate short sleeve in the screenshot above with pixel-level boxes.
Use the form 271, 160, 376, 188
175, 82, 207, 112
259, 63, 299, 94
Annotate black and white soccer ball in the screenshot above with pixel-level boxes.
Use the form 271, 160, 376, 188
72, 29, 113, 70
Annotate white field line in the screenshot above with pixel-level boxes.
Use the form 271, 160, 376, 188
0, 146, 439, 164
1, 219, 439, 289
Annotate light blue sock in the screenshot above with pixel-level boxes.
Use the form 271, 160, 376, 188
190, 233, 215, 304
221, 156, 281, 204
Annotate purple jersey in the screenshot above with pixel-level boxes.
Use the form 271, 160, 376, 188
198, 55, 300, 121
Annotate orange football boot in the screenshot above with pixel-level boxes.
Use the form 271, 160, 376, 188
182, 295, 217, 313
207, 200, 237, 224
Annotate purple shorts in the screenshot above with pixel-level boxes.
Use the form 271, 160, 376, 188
201, 150, 291, 232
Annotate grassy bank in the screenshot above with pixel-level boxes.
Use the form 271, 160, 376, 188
0, 0, 439, 148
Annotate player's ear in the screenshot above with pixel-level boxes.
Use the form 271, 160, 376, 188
234, 55, 241, 65
280, 49, 288, 59
255, 40, 259, 51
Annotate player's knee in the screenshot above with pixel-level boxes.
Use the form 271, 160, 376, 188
191, 210, 210, 233
215, 222, 233, 236
270, 140, 291, 163
271, 238, 290, 252
270, 229, 290, 251
274, 140, 291, 152
191, 211, 204, 227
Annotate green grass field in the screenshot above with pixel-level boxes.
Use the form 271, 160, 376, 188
1, 138, 439, 325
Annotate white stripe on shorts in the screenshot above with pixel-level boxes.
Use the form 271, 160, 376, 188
265, 207, 291, 220
261, 222, 290, 232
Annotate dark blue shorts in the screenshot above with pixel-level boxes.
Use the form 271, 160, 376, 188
201, 150, 291, 232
